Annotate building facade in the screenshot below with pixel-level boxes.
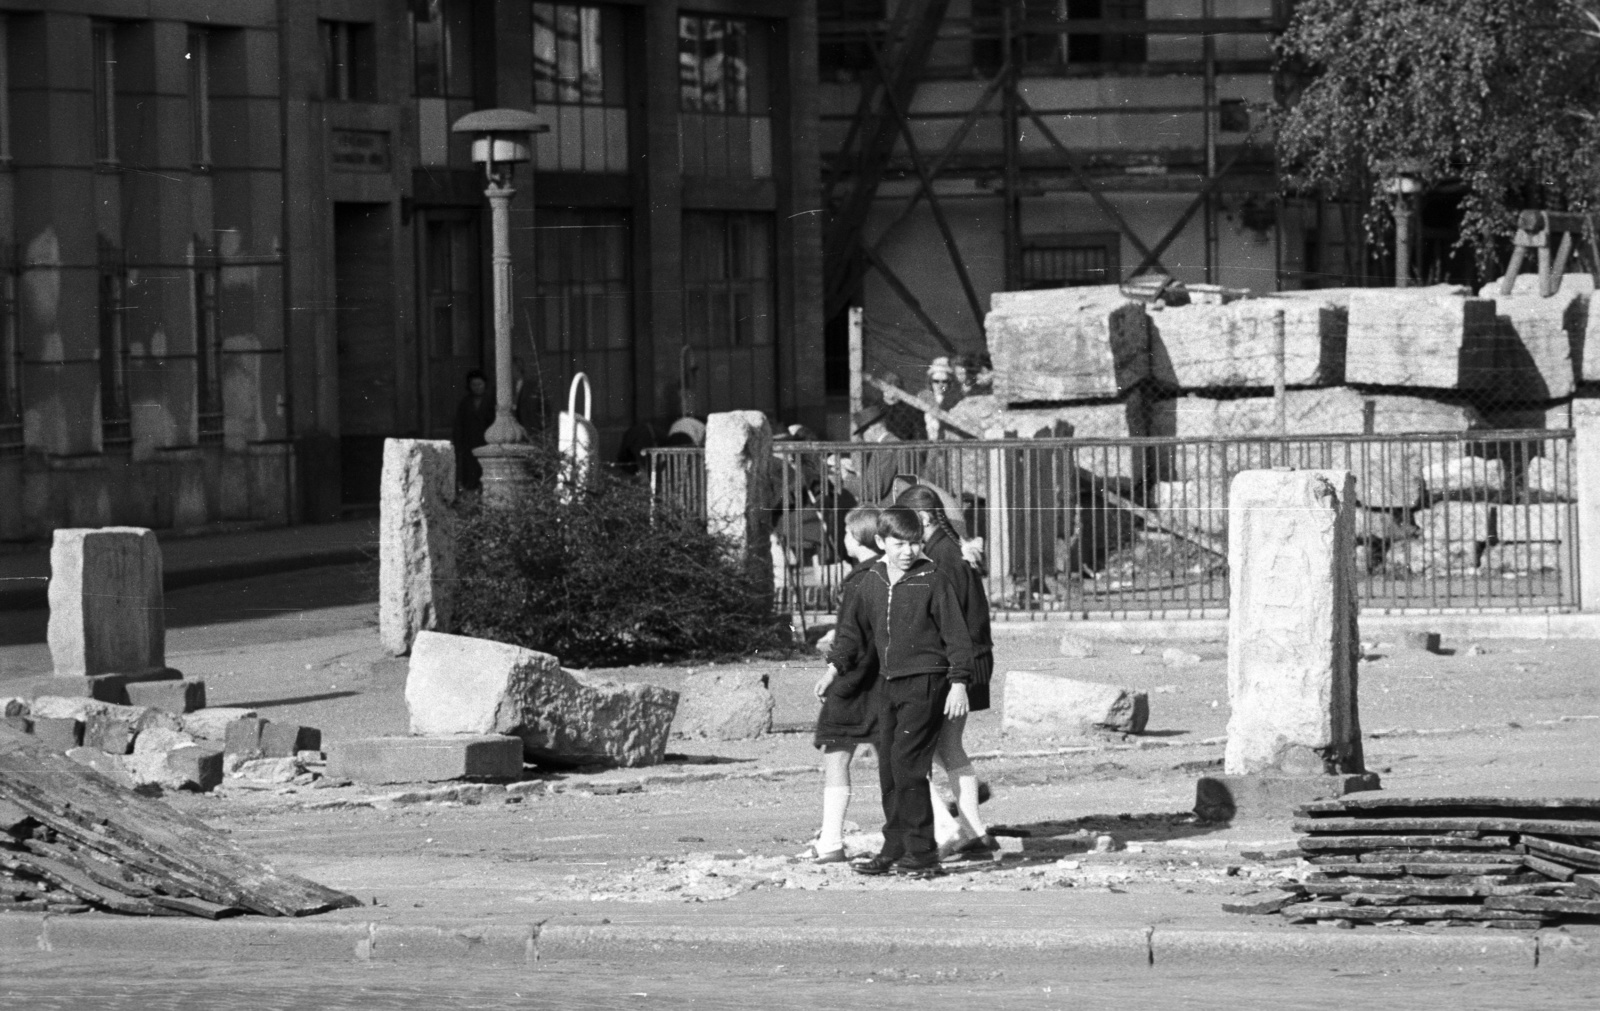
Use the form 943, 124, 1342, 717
0, 0, 824, 538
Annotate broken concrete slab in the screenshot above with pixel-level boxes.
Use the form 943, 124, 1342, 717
1422, 456, 1505, 496
405, 631, 562, 737
528, 672, 679, 768
378, 438, 457, 657
1002, 671, 1149, 736
225, 717, 267, 758
325, 735, 524, 785
47, 527, 168, 678
1497, 503, 1572, 543
30, 717, 83, 751
672, 671, 774, 741
1148, 296, 1344, 389
179, 707, 259, 742
1525, 455, 1573, 500
987, 286, 1150, 403
1224, 470, 1365, 777
1345, 290, 1499, 390
123, 678, 206, 715
1420, 502, 1496, 546
261, 723, 322, 758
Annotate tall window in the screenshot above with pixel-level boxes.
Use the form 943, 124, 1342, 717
98, 239, 129, 449
193, 239, 222, 443
0, 16, 11, 165
188, 28, 210, 167
322, 21, 377, 101
92, 24, 116, 164
682, 212, 773, 350
534, 209, 632, 355
425, 218, 478, 358
531, 4, 628, 172
973, 0, 1146, 72
0, 244, 19, 451
678, 14, 772, 178
414, 0, 473, 97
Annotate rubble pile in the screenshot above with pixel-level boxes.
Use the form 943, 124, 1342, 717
0, 723, 360, 918
1247, 795, 1600, 929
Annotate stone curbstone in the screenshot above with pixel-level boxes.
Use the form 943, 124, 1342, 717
1150, 928, 1537, 969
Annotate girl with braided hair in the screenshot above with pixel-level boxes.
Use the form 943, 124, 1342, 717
894, 485, 997, 857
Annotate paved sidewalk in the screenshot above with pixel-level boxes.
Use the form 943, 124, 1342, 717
0, 518, 378, 610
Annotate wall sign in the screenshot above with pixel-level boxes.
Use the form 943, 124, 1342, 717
331, 130, 391, 172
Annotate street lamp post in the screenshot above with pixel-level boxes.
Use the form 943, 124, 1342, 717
452, 108, 548, 507
1383, 161, 1424, 288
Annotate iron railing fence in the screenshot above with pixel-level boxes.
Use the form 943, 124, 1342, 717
646, 429, 1577, 619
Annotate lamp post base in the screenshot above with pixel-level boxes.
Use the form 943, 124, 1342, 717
473, 443, 539, 509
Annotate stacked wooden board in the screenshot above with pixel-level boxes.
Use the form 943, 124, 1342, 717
0, 723, 360, 918
1268, 796, 1600, 929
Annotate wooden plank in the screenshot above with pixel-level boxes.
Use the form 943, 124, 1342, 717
1522, 835, 1600, 871
1295, 880, 1573, 899
1301, 796, 1600, 816
1310, 861, 1523, 877
0, 851, 171, 916
1484, 895, 1600, 915
151, 895, 240, 919
1298, 835, 1511, 852
0, 725, 361, 917
24, 839, 157, 898
1221, 894, 1298, 915
1294, 816, 1600, 836
1356, 851, 1521, 865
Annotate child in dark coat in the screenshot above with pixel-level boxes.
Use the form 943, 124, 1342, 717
825, 505, 977, 878
807, 507, 882, 863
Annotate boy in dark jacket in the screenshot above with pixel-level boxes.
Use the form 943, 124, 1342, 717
807, 507, 882, 863
825, 505, 977, 878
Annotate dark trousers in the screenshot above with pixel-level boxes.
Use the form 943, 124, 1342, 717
875, 672, 949, 861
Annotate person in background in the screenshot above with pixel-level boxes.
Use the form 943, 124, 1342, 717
512, 357, 547, 436
923, 358, 965, 440
451, 369, 495, 492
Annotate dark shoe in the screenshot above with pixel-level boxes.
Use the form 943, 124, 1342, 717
891, 855, 945, 879
978, 781, 992, 805
852, 854, 896, 876
959, 834, 1000, 854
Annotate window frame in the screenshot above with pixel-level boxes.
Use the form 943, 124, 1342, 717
321, 20, 378, 102
0, 242, 20, 448
188, 27, 211, 169
98, 239, 130, 449
1020, 231, 1122, 289
92, 23, 117, 165
192, 237, 223, 444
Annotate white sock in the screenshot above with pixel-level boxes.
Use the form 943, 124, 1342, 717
930, 779, 962, 847
819, 787, 850, 852
952, 765, 988, 837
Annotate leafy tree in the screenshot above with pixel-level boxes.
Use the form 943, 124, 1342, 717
1274, 0, 1600, 269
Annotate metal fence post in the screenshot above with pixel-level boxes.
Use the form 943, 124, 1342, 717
1575, 407, 1600, 610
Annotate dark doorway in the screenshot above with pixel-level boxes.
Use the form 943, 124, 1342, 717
416, 209, 484, 440
334, 202, 396, 507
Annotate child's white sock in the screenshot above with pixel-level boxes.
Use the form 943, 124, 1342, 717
930, 779, 962, 847
819, 787, 851, 852
951, 765, 988, 837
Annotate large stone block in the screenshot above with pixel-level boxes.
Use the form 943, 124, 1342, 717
1225, 470, 1364, 777
1484, 541, 1566, 574
1484, 289, 1585, 399
672, 671, 774, 741
325, 735, 524, 785
47, 527, 166, 677
1345, 290, 1498, 390
706, 412, 773, 587
179, 707, 258, 742
1525, 455, 1573, 500
123, 678, 205, 714
1148, 296, 1344, 389
1497, 502, 1572, 543
1155, 479, 1227, 536
378, 439, 457, 656
1422, 455, 1504, 496
406, 631, 680, 767
1002, 671, 1149, 736
1195, 772, 1380, 822
987, 286, 1150, 403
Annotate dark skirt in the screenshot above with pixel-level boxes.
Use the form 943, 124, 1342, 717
814, 729, 877, 750
964, 653, 993, 712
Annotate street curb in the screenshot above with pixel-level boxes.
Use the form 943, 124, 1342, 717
0, 546, 374, 611
0, 914, 1588, 970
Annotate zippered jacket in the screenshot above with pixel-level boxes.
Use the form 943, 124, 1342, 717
826, 557, 976, 685
921, 529, 994, 685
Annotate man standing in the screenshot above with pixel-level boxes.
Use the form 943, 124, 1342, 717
451, 369, 495, 491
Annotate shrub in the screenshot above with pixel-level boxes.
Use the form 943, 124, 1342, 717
452, 443, 785, 667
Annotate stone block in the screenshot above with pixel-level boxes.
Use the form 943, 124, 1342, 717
325, 735, 524, 785
125, 745, 224, 792
179, 707, 258, 742
1002, 671, 1149, 736
1486, 272, 1594, 298
3, 715, 31, 734
1225, 470, 1364, 777
1483, 289, 1585, 399
1363, 394, 1483, 433
123, 678, 206, 714
672, 671, 774, 741
405, 631, 679, 767
1194, 772, 1380, 822
65, 747, 132, 787
1155, 479, 1227, 536
233, 756, 302, 784
82, 712, 137, 754
30, 717, 82, 751
1345, 290, 1499, 390
16, 669, 184, 706
378, 438, 457, 656
1497, 503, 1572, 543
706, 412, 774, 577
224, 716, 267, 757
1057, 634, 1096, 658
987, 287, 1150, 402
1149, 296, 1344, 389
1420, 502, 1496, 545
995, 391, 1153, 484
261, 722, 321, 758
1422, 455, 1504, 495
46, 527, 167, 677
131, 726, 196, 754
1485, 542, 1565, 574
1525, 455, 1573, 500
